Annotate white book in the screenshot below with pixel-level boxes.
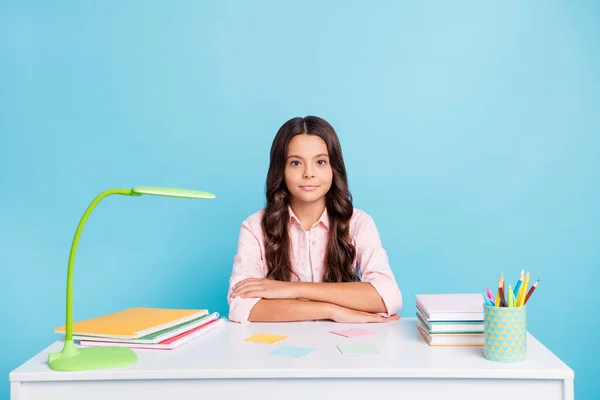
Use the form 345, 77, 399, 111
416, 293, 484, 321
417, 320, 483, 346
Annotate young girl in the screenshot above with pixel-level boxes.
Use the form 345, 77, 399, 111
227, 116, 402, 323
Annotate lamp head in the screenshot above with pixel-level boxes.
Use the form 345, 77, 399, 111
131, 186, 215, 199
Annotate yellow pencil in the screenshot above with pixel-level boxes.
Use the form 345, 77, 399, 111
495, 275, 501, 306
518, 271, 530, 306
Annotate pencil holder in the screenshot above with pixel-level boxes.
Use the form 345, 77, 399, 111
483, 304, 527, 363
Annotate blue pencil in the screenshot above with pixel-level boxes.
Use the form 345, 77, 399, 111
482, 293, 493, 306
513, 269, 524, 297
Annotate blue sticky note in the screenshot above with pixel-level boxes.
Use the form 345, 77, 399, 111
268, 346, 314, 358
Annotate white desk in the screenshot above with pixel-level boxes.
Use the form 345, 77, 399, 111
10, 318, 574, 400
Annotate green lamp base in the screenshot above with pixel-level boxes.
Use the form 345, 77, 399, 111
48, 340, 138, 371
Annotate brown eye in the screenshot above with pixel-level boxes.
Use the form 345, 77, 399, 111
290, 160, 300, 166
317, 160, 327, 166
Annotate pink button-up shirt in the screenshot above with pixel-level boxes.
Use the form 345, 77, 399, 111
227, 207, 402, 323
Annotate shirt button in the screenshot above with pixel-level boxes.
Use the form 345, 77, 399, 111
311, 240, 316, 245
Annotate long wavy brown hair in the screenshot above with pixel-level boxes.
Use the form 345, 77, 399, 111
262, 116, 357, 283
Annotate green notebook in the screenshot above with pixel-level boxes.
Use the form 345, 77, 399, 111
417, 312, 483, 334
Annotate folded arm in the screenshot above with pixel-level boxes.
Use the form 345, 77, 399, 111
233, 279, 387, 313
294, 282, 387, 313
247, 299, 398, 323
248, 299, 332, 322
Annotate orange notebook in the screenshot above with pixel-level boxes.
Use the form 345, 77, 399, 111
54, 307, 208, 339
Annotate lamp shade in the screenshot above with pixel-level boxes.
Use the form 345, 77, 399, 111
132, 186, 216, 199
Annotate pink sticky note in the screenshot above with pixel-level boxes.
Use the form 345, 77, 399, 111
330, 328, 375, 338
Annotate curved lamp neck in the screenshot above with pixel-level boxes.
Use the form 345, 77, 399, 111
65, 188, 133, 340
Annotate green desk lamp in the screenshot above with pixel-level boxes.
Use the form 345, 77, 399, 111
48, 186, 215, 372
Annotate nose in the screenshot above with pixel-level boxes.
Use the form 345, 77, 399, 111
303, 165, 315, 179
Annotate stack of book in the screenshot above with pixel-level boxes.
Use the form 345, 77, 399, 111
54, 307, 226, 350
416, 294, 484, 346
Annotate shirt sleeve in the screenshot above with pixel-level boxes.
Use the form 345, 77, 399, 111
227, 219, 268, 323
354, 212, 403, 315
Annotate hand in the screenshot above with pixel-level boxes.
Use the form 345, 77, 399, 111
232, 278, 298, 299
329, 305, 400, 323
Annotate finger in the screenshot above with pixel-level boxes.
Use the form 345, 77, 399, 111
368, 314, 390, 323
369, 313, 400, 322
240, 290, 264, 298
233, 278, 260, 290
234, 280, 264, 291
234, 283, 262, 296
234, 277, 265, 288
233, 281, 262, 295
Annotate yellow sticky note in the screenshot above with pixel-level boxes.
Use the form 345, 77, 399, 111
244, 334, 289, 344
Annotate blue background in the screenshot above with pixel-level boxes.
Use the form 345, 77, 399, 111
1, 1, 598, 398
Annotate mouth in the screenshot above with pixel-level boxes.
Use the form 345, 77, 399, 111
299, 185, 320, 191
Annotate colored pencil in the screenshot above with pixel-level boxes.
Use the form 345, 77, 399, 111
514, 269, 524, 297
499, 281, 506, 307
524, 279, 539, 304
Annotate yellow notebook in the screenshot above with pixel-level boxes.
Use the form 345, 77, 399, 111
54, 307, 208, 339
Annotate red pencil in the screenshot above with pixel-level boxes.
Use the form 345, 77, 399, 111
499, 282, 507, 307
524, 279, 539, 304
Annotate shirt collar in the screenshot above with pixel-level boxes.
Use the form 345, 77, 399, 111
288, 205, 330, 229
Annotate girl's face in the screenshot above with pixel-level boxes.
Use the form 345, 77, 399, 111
284, 134, 333, 205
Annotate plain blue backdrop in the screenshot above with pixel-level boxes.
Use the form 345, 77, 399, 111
1, 1, 599, 398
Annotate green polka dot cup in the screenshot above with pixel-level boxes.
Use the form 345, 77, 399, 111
483, 304, 527, 362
